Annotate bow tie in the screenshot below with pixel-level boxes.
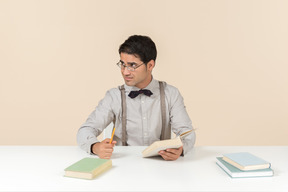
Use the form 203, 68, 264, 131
128, 89, 153, 98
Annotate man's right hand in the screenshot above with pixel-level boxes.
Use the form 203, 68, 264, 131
91, 138, 117, 159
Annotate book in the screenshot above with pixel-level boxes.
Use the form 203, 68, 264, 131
222, 152, 271, 171
142, 129, 194, 158
216, 157, 274, 178
64, 157, 112, 179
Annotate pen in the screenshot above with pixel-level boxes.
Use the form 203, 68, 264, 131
109, 127, 116, 144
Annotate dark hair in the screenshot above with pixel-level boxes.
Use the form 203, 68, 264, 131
118, 35, 157, 64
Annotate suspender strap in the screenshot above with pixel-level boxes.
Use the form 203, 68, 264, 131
119, 81, 171, 146
159, 81, 170, 140
120, 85, 127, 146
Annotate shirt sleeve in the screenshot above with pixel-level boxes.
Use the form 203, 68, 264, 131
167, 85, 196, 155
77, 90, 115, 154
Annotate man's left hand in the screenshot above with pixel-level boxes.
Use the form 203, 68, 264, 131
158, 146, 183, 161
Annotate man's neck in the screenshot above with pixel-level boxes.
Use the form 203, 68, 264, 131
136, 75, 153, 89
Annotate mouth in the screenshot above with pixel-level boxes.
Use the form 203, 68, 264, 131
124, 76, 133, 81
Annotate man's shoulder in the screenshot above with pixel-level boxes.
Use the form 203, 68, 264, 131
106, 86, 122, 95
159, 81, 180, 94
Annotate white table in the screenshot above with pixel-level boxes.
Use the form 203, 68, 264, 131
0, 146, 287, 191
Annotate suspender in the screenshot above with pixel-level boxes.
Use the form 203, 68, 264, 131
119, 85, 127, 146
159, 81, 171, 140
119, 81, 170, 146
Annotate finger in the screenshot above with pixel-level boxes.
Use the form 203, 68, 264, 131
160, 152, 175, 161
103, 148, 114, 153
167, 146, 183, 154
111, 140, 117, 147
102, 140, 116, 148
102, 141, 116, 157
101, 154, 112, 159
103, 139, 116, 146
103, 138, 111, 144
159, 150, 177, 161
99, 149, 113, 159
166, 147, 182, 156
165, 148, 178, 155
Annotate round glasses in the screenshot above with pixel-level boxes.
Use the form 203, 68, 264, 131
116, 61, 145, 72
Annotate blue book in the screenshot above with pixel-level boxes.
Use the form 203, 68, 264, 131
216, 157, 274, 178
222, 152, 271, 171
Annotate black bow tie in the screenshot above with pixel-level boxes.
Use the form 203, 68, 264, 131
128, 89, 153, 98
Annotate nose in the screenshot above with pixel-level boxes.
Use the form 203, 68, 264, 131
122, 66, 131, 75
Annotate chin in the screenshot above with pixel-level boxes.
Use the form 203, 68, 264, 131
125, 81, 135, 87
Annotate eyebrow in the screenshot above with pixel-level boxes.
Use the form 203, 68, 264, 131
120, 60, 137, 65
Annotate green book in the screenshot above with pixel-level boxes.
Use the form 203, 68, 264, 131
216, 157, 274, 178
64, 157, 112, 179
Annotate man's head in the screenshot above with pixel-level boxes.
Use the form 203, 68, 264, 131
118, 35, 157, 89
118, 35, 157, 64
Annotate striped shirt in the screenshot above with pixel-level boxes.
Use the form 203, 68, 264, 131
77, 78, 196, 155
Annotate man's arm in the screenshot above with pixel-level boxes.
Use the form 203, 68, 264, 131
166, 85, 196, 156
77, 91, 115, 154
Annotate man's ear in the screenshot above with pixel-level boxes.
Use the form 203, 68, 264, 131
147, 60, 155, 71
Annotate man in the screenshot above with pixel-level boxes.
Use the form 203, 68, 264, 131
77, 35, 196, 161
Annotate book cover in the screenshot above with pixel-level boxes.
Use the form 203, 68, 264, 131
222, 152, 271, 171
142, 129, 194, 158
64, 157, 112, 179
216, 157, 274, 178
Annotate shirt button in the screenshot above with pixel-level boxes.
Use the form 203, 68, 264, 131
143, 117, 146, 120
141, 101, 145, 104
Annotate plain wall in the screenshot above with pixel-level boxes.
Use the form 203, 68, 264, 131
0, 0, 287, 146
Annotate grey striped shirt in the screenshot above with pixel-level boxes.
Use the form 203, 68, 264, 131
77, 78, 196, 155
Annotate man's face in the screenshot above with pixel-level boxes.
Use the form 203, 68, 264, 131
119, 53, 154, 89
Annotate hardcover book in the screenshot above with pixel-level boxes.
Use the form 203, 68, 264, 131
222, 152, 271, 171
216, 157, 274, 178
64, 157, 112, 179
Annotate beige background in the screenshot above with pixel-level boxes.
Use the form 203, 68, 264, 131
0, 0, 287, 146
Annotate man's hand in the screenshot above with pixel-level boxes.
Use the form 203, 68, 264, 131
158, 146, 183, 161
91, 138, 117, 159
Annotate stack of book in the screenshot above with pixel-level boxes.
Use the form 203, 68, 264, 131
216, 152, 274, 178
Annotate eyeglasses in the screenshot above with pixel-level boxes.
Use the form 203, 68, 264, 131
116, 61, 145, 72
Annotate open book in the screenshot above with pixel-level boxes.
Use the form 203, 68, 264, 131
142, 129, 195, 158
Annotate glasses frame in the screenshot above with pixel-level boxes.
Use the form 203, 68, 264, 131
116, 61, 145, 72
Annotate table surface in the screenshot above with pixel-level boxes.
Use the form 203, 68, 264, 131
0, 145, 287, 192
